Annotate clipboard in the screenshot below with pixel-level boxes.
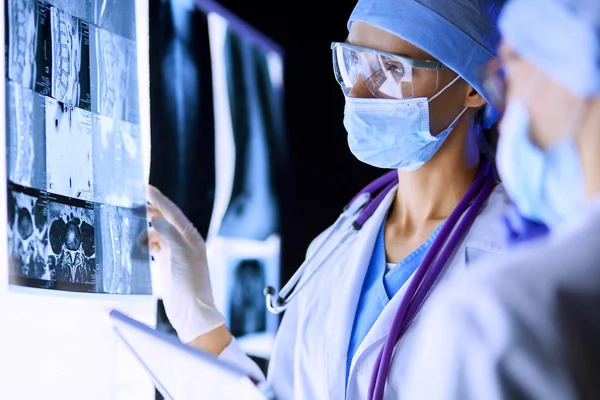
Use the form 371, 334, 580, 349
107, 309, 277, 400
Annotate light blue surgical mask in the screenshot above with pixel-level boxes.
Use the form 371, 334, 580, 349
343, 75, 467, 171
497, 79, 587, 229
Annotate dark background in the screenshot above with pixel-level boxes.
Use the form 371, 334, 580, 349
199, 0, 382, 283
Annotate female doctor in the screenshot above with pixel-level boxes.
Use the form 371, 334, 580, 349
146, 0, 511, 398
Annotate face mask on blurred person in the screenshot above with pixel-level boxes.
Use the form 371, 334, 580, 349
497, 75, 586, 228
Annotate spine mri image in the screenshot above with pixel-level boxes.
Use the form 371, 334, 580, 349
4, 0, 152, 295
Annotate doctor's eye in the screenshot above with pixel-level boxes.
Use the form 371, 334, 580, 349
383, 61, 405, 80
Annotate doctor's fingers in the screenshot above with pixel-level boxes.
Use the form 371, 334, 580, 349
147, 204, 163, 220
147, 185, 196, 235
147, 204, 165, 244
150, 216, 188, 248
147, 226, 168, 253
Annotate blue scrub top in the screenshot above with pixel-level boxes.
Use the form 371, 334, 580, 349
345, 218, 443, 385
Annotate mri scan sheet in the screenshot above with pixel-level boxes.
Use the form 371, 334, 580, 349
4, 0, 151, 295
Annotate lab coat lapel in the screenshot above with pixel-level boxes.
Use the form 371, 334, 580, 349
326, 186, 398, 400
351, 230, 473, 364
348, 264, 418, 377
349, 186, 510, 371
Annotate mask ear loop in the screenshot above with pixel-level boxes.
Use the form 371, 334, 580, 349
428, 74, 462, 103
447, 106, 469, 129
426, 74, 468, 137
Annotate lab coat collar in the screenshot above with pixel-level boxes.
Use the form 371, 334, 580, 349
347, 184, 511, 378
326, 183, 399, 400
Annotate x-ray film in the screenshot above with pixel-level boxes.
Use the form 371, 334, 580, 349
45, 96, 94, 201
33, 1, 92, 109
44, 0, 93, 23
6, 0, 37, 88
6, 82, 47, 191
8, 182, 97, 292
4, 0, 151, 296
92, 114, 145, 208
92, 0, 136, 40
90, 25, 140, 124
95, 204, 152, 295
228, 259, 267, 337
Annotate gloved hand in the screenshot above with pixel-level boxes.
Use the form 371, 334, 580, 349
146, 185, 226, 343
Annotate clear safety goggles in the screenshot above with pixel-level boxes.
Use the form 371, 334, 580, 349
331, 42, 447, 99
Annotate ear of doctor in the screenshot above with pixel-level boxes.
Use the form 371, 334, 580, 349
399, 0, 600, 398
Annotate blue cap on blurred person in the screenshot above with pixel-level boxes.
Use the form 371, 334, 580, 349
499, 0, 600, 98
348, 0, 506, 128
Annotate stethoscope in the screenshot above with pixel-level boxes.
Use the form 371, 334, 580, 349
264, 158, 496, 400
263, 166, 401, 314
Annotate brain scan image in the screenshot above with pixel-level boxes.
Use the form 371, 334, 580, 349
7, 0, 37, 89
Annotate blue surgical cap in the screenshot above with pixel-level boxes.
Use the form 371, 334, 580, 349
348, 0, 506, 127
499, 0, 600, 98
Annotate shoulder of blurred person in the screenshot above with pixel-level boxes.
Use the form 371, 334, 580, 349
399, 197, 600, 400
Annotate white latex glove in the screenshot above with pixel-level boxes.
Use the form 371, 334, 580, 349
146, 185, 226, 343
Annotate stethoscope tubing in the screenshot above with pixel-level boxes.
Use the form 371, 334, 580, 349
369, 159, 495, 399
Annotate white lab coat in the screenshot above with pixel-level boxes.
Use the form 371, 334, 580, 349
399, 197, 600, 400
219, 183, 512, 400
